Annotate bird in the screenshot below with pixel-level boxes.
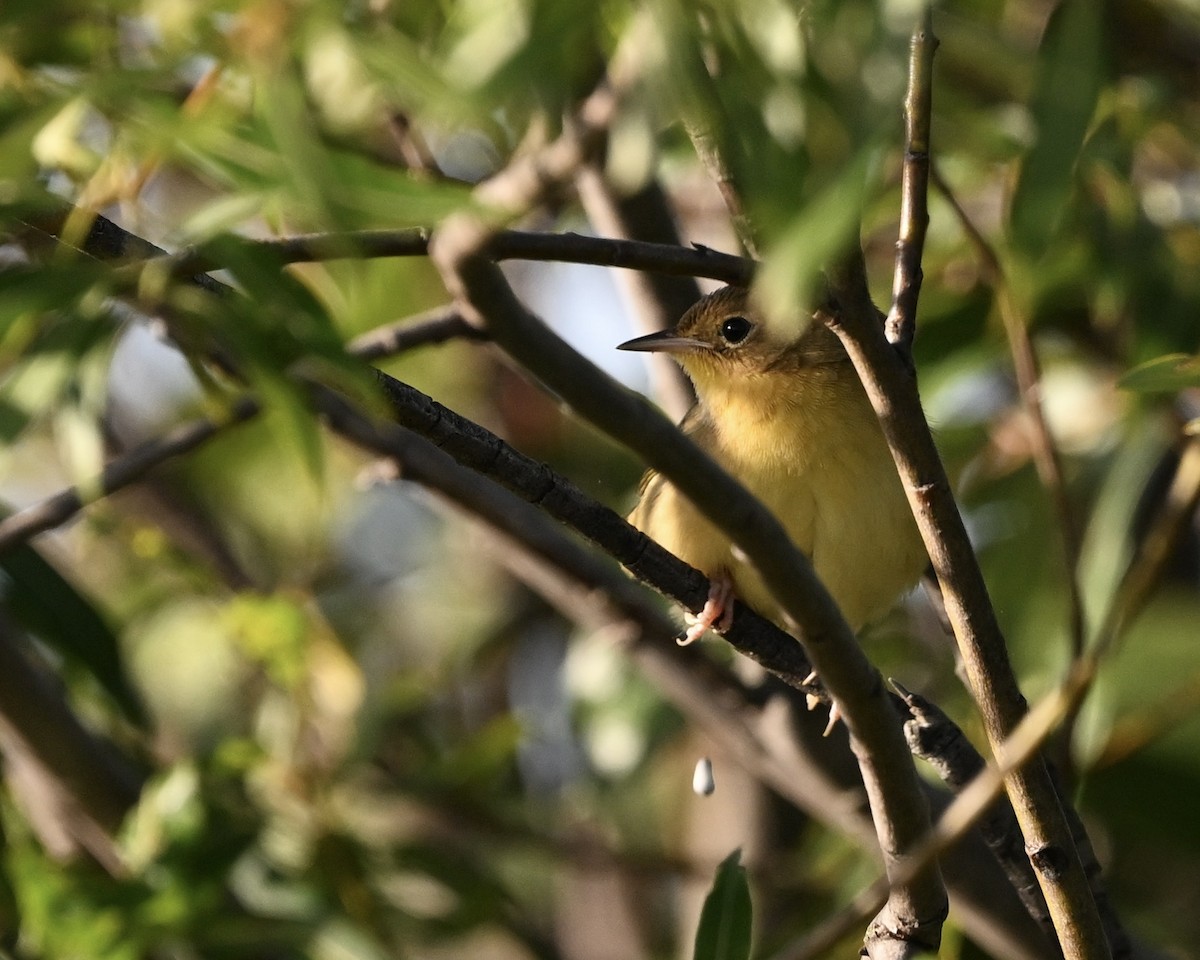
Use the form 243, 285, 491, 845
619, 285, 927, 645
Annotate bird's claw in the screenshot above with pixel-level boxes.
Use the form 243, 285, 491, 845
821, 701, 843, 737
678, 571, 735, 645
801, 668, 842, 736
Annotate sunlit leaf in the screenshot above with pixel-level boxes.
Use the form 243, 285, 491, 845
754, 148, 872, 335
224, 592, 309, 688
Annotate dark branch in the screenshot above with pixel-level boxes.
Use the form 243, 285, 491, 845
367, 365, 817, 689
431, 216, 947, 955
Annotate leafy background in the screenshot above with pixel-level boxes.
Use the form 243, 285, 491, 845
1, 0, 1199, 957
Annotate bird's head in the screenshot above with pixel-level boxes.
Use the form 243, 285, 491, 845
617, 286, 848, 395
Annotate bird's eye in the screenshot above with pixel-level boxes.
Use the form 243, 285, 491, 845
719, 316, 753, 344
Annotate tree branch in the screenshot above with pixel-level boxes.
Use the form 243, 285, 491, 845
20, 204, 754, 289
0, 308, 488, 556
388, 45, 948, 954
781, 652, 1114, 960
885, 8, 937, 356
347, 304, 487, 361
575, 165, 698, 421
367, 364, 817, 689
313, 383, 1052, 960
430, 224, 947, 954
826, 12, 1112, 959
13, 196, 1079, 954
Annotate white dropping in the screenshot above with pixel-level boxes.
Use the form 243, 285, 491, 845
692, 756, 716, 797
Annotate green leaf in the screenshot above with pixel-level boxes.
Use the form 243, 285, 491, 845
1119, 354, 1200, 394
0, 261, 107, 336
1, 540, 147, 726
1009, 0, 1107, 255
754, 148, 872, 335
693, 849, 752, 960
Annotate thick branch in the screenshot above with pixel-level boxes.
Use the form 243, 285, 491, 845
316, 384, 1051, 959
837, 13, 1111, 957
399, 41, 948, 951
368, 365, 816, 690
314, 386, 861, 821
830, 214, 1109, 960
430, 215, 947, 954
900, 686, 1055, 942
782, 658, 1109, 960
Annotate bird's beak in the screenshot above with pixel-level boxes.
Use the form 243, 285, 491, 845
616, 330, 710, 354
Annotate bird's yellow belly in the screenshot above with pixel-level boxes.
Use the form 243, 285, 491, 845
633, 427, 926, 632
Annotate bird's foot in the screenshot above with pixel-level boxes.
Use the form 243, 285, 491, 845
678, 571, 736, 646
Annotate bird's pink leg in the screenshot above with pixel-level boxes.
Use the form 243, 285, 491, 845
678, 570, 736, 646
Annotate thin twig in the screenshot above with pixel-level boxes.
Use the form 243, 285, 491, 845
21, 205, 754, 289
347, 305, 487, 361
686, 117, 760, 259
885, 7, 937, 357
137, 228, 754, 292
671, 17, 761, 258
0, 398, 260, 556
575, 164, 698, 420
0, 307, 496, 557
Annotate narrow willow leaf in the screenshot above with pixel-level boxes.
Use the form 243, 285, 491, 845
693, 848, 752, 960
754, 149, 872, 339
1119, 354, 1200, 394
1010, 0, 1106, 255
1, 539, 147, 726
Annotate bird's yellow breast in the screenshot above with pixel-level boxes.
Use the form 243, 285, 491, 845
631, 364, 926, 631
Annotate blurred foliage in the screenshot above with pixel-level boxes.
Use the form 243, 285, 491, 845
0, 0, 1198, 958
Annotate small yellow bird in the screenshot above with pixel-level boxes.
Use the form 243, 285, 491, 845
619, 286, 927, 644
